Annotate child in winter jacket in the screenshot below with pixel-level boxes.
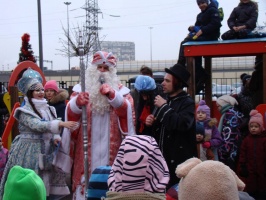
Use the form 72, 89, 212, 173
196, 122, 215, 161
216, 95, 244, 172
221, 0, 258, 40
239, 109, 266, 200
196, 100, 223, 160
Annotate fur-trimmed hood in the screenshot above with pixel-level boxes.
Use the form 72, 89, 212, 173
48, 89, 69, 104
207, 118, 217, 127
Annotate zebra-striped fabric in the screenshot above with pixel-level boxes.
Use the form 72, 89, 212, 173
108, 135, 169, 193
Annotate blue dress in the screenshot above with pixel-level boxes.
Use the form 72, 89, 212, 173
0, 97, 69, 198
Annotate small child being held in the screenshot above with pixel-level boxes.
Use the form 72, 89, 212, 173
196, 100, 223, 160
239, 109, 266, 200
196, 122, 214, 161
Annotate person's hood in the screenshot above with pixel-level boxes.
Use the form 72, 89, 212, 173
49, 88, 69, 104
209, 0, 218, 8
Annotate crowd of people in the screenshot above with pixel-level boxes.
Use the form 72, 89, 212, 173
0, 0, 265, 199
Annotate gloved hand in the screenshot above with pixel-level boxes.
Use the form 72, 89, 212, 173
202, 141, 211, 148
239, 164, 249, 178
76, 92, 89, 107
100, 83, 115, 99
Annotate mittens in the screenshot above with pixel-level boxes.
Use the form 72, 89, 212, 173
100, 83, 115, 99
202, 141, 211, 148
239, 164, 249, 178
76, 92, 89, 107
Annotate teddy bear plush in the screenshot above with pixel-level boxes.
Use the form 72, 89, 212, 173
175, 158, 245, 200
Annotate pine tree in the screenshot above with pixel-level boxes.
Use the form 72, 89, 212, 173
17, 33, 36, 64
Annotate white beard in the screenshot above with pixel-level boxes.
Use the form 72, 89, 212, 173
85, 66, 120, 115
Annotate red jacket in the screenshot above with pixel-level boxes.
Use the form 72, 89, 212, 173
239, 131, 266, 193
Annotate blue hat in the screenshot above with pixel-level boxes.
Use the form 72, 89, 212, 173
17, 68, 43, 95
134, 75, 156, 92
196, 122, 205, 136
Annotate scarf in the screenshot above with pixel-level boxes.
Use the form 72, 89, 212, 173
218, 104, 233, 132
25, 97, 54, 120
139, 105, 151, 133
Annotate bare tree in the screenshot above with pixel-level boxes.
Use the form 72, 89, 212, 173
58, 24, 95, 57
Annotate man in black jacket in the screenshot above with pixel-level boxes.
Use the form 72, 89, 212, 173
145, 64, 197, 189
177, 0, 222, 94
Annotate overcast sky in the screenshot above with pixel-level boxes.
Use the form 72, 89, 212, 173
0, 0, 265, 71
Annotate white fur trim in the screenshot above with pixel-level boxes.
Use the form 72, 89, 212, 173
108, 90, 123, 108
72, 83, 81, 92
53, 151, 73, 173
52, 117, 73, 173
53, 134, 61, 141
118, 86, 130, 96
39, 154, 45, 170
14, 107, 41, 120
50, 120, 62, 135
69, 96, 82, 114
118, 99, 136, 136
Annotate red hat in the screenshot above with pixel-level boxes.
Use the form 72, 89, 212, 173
44, 80, 59, 92
249, 110, 265, 131
92, 51, 117, 68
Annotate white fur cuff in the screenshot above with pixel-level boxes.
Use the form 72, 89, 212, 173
69, 96, 83, 114
109, 91, 123, 108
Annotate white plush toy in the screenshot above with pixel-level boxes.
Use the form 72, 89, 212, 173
176, 158, 245, 200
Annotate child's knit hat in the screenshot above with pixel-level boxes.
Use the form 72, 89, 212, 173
196, 122, 205, 136
197, 100, 210, 119
216, 95, 238, 107
3, 165, 46, 200
249, 109, 265, 131
44, 80, 59, 92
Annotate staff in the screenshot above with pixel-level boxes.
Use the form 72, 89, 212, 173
78, 31, 89, 199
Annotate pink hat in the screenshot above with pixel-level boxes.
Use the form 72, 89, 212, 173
92, 51, 117, 68
197, 100, 210, 119
44, 80, 59, 92
249, 109, 265, 131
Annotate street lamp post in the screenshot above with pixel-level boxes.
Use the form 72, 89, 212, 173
64, 2, 71, 74
149, 27, 153, 64
37, 0, 44, 71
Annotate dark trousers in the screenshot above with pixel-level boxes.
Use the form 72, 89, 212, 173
177, 37, 209, 87
221, 29, 252, 40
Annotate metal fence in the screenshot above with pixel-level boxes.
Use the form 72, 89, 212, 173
0, 77, 241, 94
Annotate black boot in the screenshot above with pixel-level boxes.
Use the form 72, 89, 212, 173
195, 66, 209, 94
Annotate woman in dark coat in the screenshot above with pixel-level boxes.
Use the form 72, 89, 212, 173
44, 80, 69, 121
134, 75, 166, 136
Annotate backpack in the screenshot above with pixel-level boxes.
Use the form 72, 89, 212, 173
218, 7, 224, 21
